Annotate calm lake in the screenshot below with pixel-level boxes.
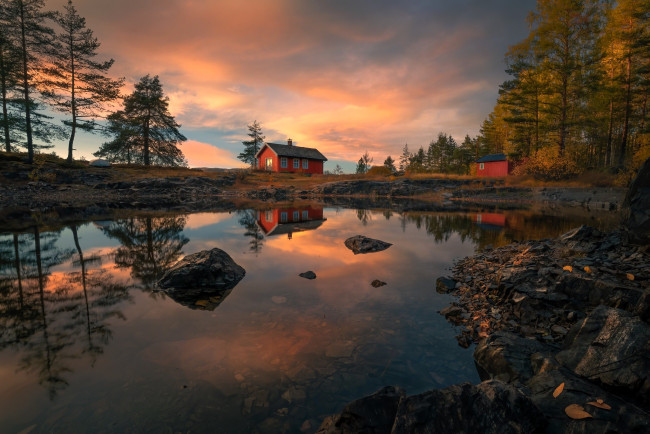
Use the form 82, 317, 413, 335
0, 204, 619, 433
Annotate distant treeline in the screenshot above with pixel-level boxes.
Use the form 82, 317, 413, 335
370, 0, 649, 179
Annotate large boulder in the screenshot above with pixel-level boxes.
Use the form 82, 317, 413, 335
622, 156, 650, 244
391, 381, 546, 434
317, 386, 405, 434
89, 158, 111, 167
555, 305, 650, 405
344, 235, 392, 254
158, 248, 245, 309
318, 381, 546, 434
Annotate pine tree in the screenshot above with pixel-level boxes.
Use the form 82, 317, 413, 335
238, 120, 265, 168
0, 0, 56, 163
96, 75, 187, 166
398, 143, 411, 172
42, 0, 123, 163
383, 155, 396, 174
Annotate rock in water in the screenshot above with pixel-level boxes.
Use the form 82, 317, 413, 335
344, 235, 392, 254
158, 248, 245, 309
371, 279, 386, 287
622, 156, 650, 244
299, 271, 317, 279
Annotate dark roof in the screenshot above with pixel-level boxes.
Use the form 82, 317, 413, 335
476, 153, 507, 163
258, 143, 328, 161
265, 219, 326, 236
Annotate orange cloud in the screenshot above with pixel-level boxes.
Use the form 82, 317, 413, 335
182, 140, 245, 168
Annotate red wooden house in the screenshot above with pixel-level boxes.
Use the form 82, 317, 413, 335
476, 153, 512, 177
255, 139, 327, 174
256, 205, 326, 239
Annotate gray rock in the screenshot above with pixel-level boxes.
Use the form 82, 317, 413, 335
371, 279, 387, 287
436, 276, 456, 294
158, 248, 245, 309
89, 158, 111, 167
555, 305, 650, 405
474, 332, 555, 384
317, 386, 405, 434
391, 381, 546, 434
344, 235, 392, 254
622, 156, 650, 244
299, 271, 317, 279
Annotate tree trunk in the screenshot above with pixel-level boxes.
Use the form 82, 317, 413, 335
143, 118, 150, 166
619, 53, 632, 167
67, 32, 76, 163
0, 43, 11, 152
19, 1, 34, 163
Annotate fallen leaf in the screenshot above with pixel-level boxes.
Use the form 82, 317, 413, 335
626, 273, 634, 281
563, 266, 573, 272
587, 401, 612, 410
553, 382, 565, 398
512, 294, 526, 303
584, 266, 592, 273
565, 404, 593, 420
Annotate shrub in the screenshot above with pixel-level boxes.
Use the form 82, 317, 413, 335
366, 166, 393, 176
513, 147, 581, 181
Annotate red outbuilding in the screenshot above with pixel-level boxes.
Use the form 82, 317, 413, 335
255, 139, 327, 174
476, 153, 512, 177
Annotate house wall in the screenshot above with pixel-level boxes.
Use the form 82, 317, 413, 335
256, 146, 324, 174
476, 160, 509, 177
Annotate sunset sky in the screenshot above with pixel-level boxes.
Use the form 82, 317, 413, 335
47, 0, 536, 171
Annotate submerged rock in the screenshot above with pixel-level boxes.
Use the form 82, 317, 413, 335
344, 235, 392, 254
371, 279, 387, 287
157, 248, 245, 309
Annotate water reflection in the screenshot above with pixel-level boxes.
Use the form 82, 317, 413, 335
101, 216, 189, 290
0, 205, 619, 432
255, 205, 326, 239
0, 226, 130, 399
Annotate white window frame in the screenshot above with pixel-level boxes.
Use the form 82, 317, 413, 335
302, 210, 308, 220
293, 158, 300, 169
479, 162, 484, 170
302, 159, 308, 169
293, 211, 299, 221
265, 158, 273, 170
280, 212, 288, 222
281, 157, 288, 168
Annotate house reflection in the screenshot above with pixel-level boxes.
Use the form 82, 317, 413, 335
473, 213, 507, 230
256, 206, 326, 240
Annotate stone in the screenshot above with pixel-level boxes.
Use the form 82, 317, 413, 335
316, 386, 405, 434
440, 305, 463, 319
555, 305, 650, 405
371, 279, 386, 288
299, 271, 317, 279
89, 158, 111, 167
391, 381, 546, 434
622, 156, 650, 244
157, 248, 245, 310
344, 235, 392, 254
436, 276, 457, 293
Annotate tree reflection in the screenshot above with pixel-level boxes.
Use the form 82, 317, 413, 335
102, 216, 189, 290
237, 210, 264, 255
0, 225, 132, 399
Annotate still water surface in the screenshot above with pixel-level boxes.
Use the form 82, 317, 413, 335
0, 205, 617, 433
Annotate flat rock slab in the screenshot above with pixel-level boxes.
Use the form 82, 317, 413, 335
344, 235, 392, 254
158, 248, 245, 309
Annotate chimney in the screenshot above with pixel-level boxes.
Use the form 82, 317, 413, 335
288, 138, 293, 146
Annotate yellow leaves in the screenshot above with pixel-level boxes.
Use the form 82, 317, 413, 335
584, 266, 592, 273
194, 299, 209, 307
587, 399, 612, 410
553, 382, 565, 398
626, 273, 634, 281
563, 265, 573, 272
565, 404, 593, 420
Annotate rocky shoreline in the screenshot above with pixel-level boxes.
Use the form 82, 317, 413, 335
316, 160, 650, 433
